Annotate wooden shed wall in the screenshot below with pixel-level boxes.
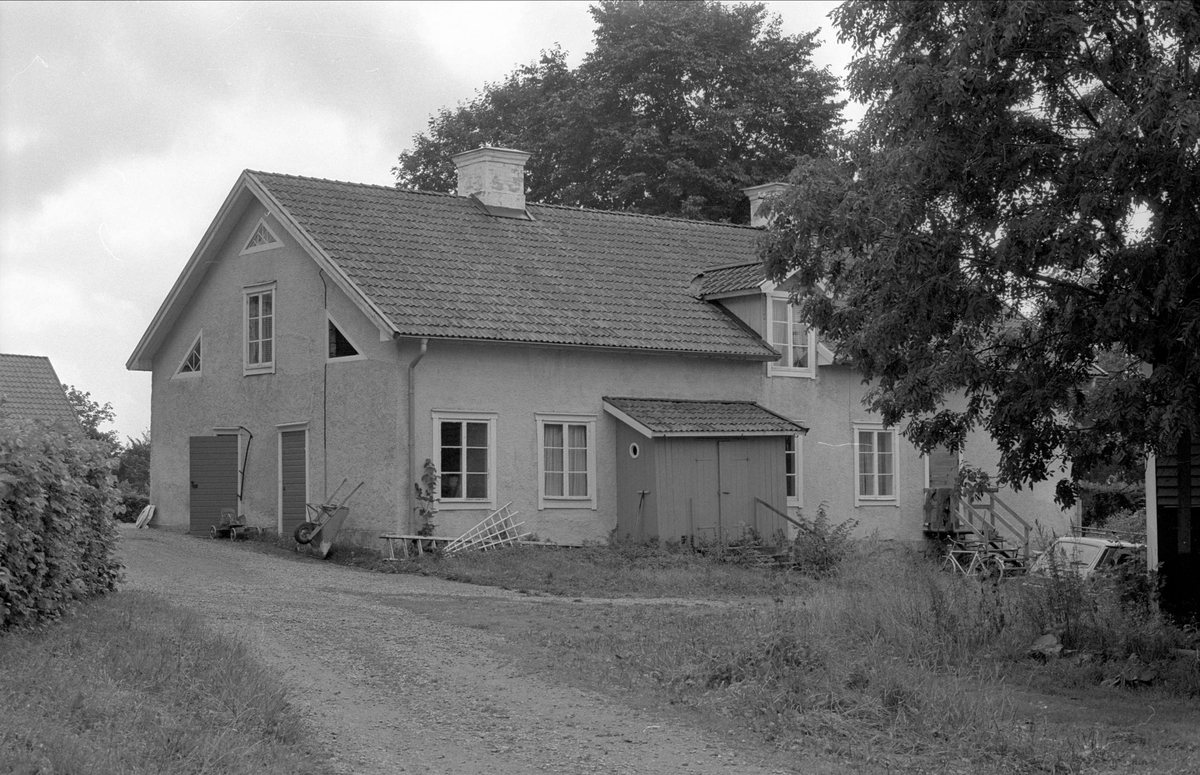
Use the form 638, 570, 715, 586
615, 423, 657, 541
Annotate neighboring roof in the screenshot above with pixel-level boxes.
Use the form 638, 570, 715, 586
248, 172, 778, 360
694, 262, 766, 296
0, 353, 79, 427
603, 397, 807, 438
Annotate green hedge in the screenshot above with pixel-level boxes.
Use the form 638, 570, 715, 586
0, 418, 123, 629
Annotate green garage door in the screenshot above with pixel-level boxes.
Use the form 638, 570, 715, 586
189, 435, 238, 535
280, 430, 307, 536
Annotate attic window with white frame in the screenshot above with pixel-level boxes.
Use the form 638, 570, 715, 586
326, 314, 362, 360
767, 294, 816, 378
240, 219, 281, 255
244, 284, 275, 375
174, 332, 202, 377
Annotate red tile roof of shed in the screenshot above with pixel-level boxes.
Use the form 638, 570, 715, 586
250, 172, 778, 360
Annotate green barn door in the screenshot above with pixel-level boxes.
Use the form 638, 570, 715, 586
279, 430, 307, 536
189, 435, 238, 535
718, 440, 751, 539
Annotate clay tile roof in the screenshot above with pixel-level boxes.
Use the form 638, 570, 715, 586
249, 172, 778, 360
603, 397, 806, 437
696, 262, 765, 296
0, 353, 80, 428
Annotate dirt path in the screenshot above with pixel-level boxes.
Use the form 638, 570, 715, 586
116, 526, 804, 775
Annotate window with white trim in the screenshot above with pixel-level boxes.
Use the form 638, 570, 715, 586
174, 331, 202, 378
785, 434, 803, 506
244, 285, 275, 374
240, 219, 281, 255
434, 413, 496, 508
767, 294, 816, 378
855, 425, 897, 504
326, 313, 363, 361
537, 415, 597, 509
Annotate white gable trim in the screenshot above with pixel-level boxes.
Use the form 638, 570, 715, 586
126, 171, 399, 372
239, 217, 283, 255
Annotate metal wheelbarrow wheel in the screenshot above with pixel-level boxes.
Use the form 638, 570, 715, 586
293, 521, 319, 545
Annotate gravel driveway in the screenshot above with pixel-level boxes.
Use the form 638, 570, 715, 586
117, 526, 801, 775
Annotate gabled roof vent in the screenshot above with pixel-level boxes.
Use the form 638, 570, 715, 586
451, 146, 531, 218
742, 182, 791, 228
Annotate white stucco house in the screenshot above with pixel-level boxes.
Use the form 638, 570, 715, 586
126, 147, 1074, 550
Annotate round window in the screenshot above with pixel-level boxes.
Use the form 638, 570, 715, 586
628, 442, 640, 459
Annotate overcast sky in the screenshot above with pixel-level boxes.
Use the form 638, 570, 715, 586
0, 1, 857, 441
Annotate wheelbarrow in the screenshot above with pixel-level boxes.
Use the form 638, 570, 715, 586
294, 479, 362, 559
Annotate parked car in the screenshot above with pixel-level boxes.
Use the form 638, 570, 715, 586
1027, 536, 1145, 579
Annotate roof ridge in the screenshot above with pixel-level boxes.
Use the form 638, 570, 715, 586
247, 170, 759, 229
0, 353, 53, 361
530, 200, 758, 230
246, 170, 460, 200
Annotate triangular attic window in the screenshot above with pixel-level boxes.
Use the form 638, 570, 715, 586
178, 335, 201, 374
241, 220, 280, 254
328, 320, 359, 359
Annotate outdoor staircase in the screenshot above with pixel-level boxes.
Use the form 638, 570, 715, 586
924, 487, 1034, 572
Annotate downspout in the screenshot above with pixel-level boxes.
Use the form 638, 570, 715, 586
406, 337, 429, 534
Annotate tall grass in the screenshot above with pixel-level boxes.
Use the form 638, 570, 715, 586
0, 591, 333, 775
525, 546, 1198, 770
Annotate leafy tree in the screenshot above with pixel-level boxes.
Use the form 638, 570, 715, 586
761, 0, 1199, 504
115, 431, 151, 521
395, 0, 843, 222
63, 384, 119, 451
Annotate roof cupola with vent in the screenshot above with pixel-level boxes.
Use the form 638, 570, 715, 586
451, 146, 532, 219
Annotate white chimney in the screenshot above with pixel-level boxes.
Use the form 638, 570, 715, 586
451, 146, 531, 216
742, 182, 791, 228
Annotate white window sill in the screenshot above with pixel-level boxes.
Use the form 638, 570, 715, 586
438, 500, 496, 511
855, 499, 899, 508
326, 354, 368, 364
538, 498, 597, 511
767, 366, 816, 379
243, 364, 275, 376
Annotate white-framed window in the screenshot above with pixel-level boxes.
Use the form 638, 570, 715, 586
855, 424, 898, 505
326, 312, 364, 362
767, 294, 816, 378
785, 433, 803, 506
243, 283, 276, 375
174, 330, 202, 378
240, 218, 282, 255
537, 415, 597, 510
433, 412, 496, 509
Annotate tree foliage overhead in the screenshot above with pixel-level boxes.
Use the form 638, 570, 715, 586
761, 0, 1200, 503
395, 0, 843, 222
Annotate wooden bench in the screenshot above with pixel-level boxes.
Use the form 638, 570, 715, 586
379, 534, 452, 560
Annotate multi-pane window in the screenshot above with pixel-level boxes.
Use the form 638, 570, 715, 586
439, 420, 490, 500
544, 423, 588, 497
856, 427, 896, 502
768, 296, 813, 376
245, 288, 274, 371
537, 416, 596, 509
785, 434, 801, 504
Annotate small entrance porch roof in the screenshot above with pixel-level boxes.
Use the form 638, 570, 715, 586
603, 397, 806, 438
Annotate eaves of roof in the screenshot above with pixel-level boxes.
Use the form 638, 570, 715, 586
603, 396, 807, 438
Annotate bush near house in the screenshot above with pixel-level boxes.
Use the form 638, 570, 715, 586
0, 418, 123, 630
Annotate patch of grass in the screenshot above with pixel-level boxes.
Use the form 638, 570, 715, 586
511, 548, 1200, 772
0, 591, 333, 775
